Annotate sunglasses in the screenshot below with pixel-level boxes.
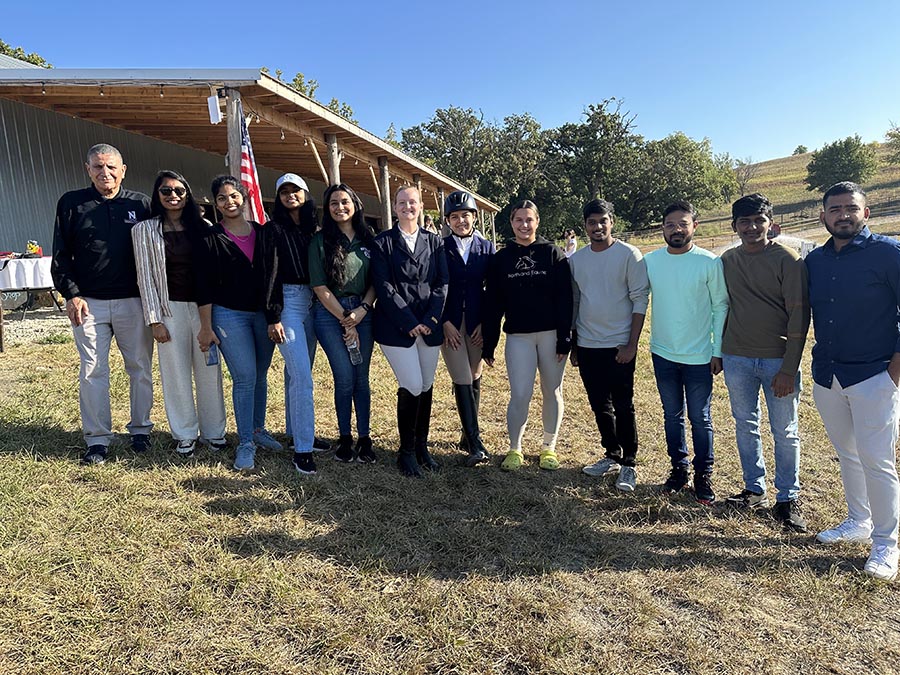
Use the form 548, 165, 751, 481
159, 186, 187, 197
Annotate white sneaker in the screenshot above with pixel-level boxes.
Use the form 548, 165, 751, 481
175, 439, 196, 457
582, 457, 620, 477
815, 517, 873, 545
616, 466, 637, 492
863, 545, 899, 581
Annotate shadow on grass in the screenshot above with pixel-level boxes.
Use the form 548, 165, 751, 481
177, 444, 839, 581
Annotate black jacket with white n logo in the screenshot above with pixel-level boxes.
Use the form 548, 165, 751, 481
482, 236, 573, 360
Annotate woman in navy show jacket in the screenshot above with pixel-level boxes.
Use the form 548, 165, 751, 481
440, 191, 495, 468
371, 185, 449, 477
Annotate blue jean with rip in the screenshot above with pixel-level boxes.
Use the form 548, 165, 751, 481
723, 354, 801, 502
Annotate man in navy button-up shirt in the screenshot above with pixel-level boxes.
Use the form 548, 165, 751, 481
807, 181, 900, 581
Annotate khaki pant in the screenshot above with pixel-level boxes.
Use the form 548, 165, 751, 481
440, 317, 484, 385
72, 297, 154, 446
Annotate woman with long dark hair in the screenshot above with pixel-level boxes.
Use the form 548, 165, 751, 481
131, 170, 226, 457
371, 185, 449, 477
196, 175, 282, 471
482, 200, 573, 472
261, 173, 320, 475
309, 183, 377, 463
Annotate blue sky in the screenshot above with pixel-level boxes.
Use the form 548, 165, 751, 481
4, 0, 899, 162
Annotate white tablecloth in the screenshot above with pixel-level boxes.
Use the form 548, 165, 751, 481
0, 257, 54, 291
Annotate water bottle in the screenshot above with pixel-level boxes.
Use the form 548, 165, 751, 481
343, 308, 363, 365
346, 336, 363, 366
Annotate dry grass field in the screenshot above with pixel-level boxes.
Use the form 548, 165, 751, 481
2, 307, 899, 674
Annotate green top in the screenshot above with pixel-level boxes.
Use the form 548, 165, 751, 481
720, 241, 810, 375
308, 231, 372, 298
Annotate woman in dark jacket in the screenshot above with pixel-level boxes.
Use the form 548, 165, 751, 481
371, 185, 449, 477
440, 191, 495, 467
260, 173, 320, 475
196, 175, 282, 472
482, 199, 573, 472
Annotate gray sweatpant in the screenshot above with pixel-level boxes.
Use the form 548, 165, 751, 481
505, 330, 566, 452
71, 296, 154, 446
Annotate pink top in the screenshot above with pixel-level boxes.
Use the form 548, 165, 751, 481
224, 225, 256, 262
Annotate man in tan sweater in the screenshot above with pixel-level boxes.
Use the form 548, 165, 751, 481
720, 193, 810, 531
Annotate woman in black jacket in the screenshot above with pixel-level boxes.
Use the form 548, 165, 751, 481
440, 191, 495, 467
371, 186, 449, 477
482, 200, 573, 472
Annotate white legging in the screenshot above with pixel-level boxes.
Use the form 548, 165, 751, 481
381, 337, 442, 396
505, 330, 567, 452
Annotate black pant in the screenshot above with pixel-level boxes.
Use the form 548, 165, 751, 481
577, 346, 638, 467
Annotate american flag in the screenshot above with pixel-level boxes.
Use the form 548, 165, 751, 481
239, 102, 266, 223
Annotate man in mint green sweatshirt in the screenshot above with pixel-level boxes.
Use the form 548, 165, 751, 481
644, 200, 728, 504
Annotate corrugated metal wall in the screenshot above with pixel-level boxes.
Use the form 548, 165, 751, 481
0, 98, 384, 252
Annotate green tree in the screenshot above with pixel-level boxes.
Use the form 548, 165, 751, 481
327, 98, 357, 124
734, 156, 759, 196
384, 123, 402, 149
886, 124, 900, 165
792, 145, 808, 155
805, 135, 879, 192
0, 39, 51, 68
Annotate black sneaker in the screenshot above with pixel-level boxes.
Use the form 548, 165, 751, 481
131, 434, 150, 452
293, 452, 317, 475
81, 445, 107, 465
313, 436, 331, 452
334, 435, 355, 463
726, 489, 769, 509
773, 499, 808, 532
694, 471, 715, 505
355, 436, 377, 464
661, 466, 690, 494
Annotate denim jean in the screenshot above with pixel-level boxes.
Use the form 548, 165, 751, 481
723, 354, 801, 502
279, 285, 315, 453
314, 296, 373, 436
284, 293, 317, 437
651, 353, 714, 472
212, 305, 275, 444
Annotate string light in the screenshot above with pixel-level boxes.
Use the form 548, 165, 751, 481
99, 85, 104, 97
280, 129, 285, 141
41, 83, 46, 95
159, 86, 164, 98
304, 138, 308, 146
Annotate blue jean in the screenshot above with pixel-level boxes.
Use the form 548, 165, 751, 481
651, 353, 714, 472
723, 354, 801, 502
284, 293, 317, 437
314, 296, 373, 436
279, 285, 315, 453
212, 305, 275, 444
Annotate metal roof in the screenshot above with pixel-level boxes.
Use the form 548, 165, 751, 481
0, 68, 500, 213
0, 54, 44, 69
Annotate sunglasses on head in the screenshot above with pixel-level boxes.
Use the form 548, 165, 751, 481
159, 186, 187, 197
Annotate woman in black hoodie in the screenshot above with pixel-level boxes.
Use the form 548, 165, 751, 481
482, 200, 573, 472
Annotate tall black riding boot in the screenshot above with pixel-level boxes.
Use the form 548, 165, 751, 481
458, 377, 483, 452
415, 386, 440, 472
454, 383, 490, 467
397, 387, 421, 478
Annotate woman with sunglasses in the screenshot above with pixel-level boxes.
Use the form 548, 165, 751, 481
260, 173, 320, 475
196, 175, 283, 471
371, 185, 449, 477
131, 170, 226, 457
482, 200, 573, 472
309, 184, 377, 464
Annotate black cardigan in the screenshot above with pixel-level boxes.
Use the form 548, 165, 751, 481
195, 222, 267, 312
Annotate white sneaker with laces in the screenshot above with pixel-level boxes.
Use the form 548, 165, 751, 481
616, 466, 637, 492
175, 439, 196, 457
815, 517, 873, 545
863, 545, 899, 581
582, 457, 620, 477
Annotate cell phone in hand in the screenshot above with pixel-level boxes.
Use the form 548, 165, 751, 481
206, 343, 219, 366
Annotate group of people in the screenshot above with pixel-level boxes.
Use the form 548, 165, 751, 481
51, 143, 900, 581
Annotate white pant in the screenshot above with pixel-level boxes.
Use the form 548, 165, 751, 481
813, 371, 900, 549
157, 301, 226, 442
505, 330, 566, 452
381, 337, 441, 395
72, 296, 153, 446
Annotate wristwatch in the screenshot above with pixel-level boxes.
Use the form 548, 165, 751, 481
360, 302, 373, 312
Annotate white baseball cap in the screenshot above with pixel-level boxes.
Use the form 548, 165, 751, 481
275, 173, 309, 192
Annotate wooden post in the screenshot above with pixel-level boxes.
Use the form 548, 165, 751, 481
369, 164, 381, 203
308, 140, 329, 184
413, 173, 423, 227
491, 211, 497, 245
326, 133, 341, 186
379, 157, 392, 230
225, 89, 242, 179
